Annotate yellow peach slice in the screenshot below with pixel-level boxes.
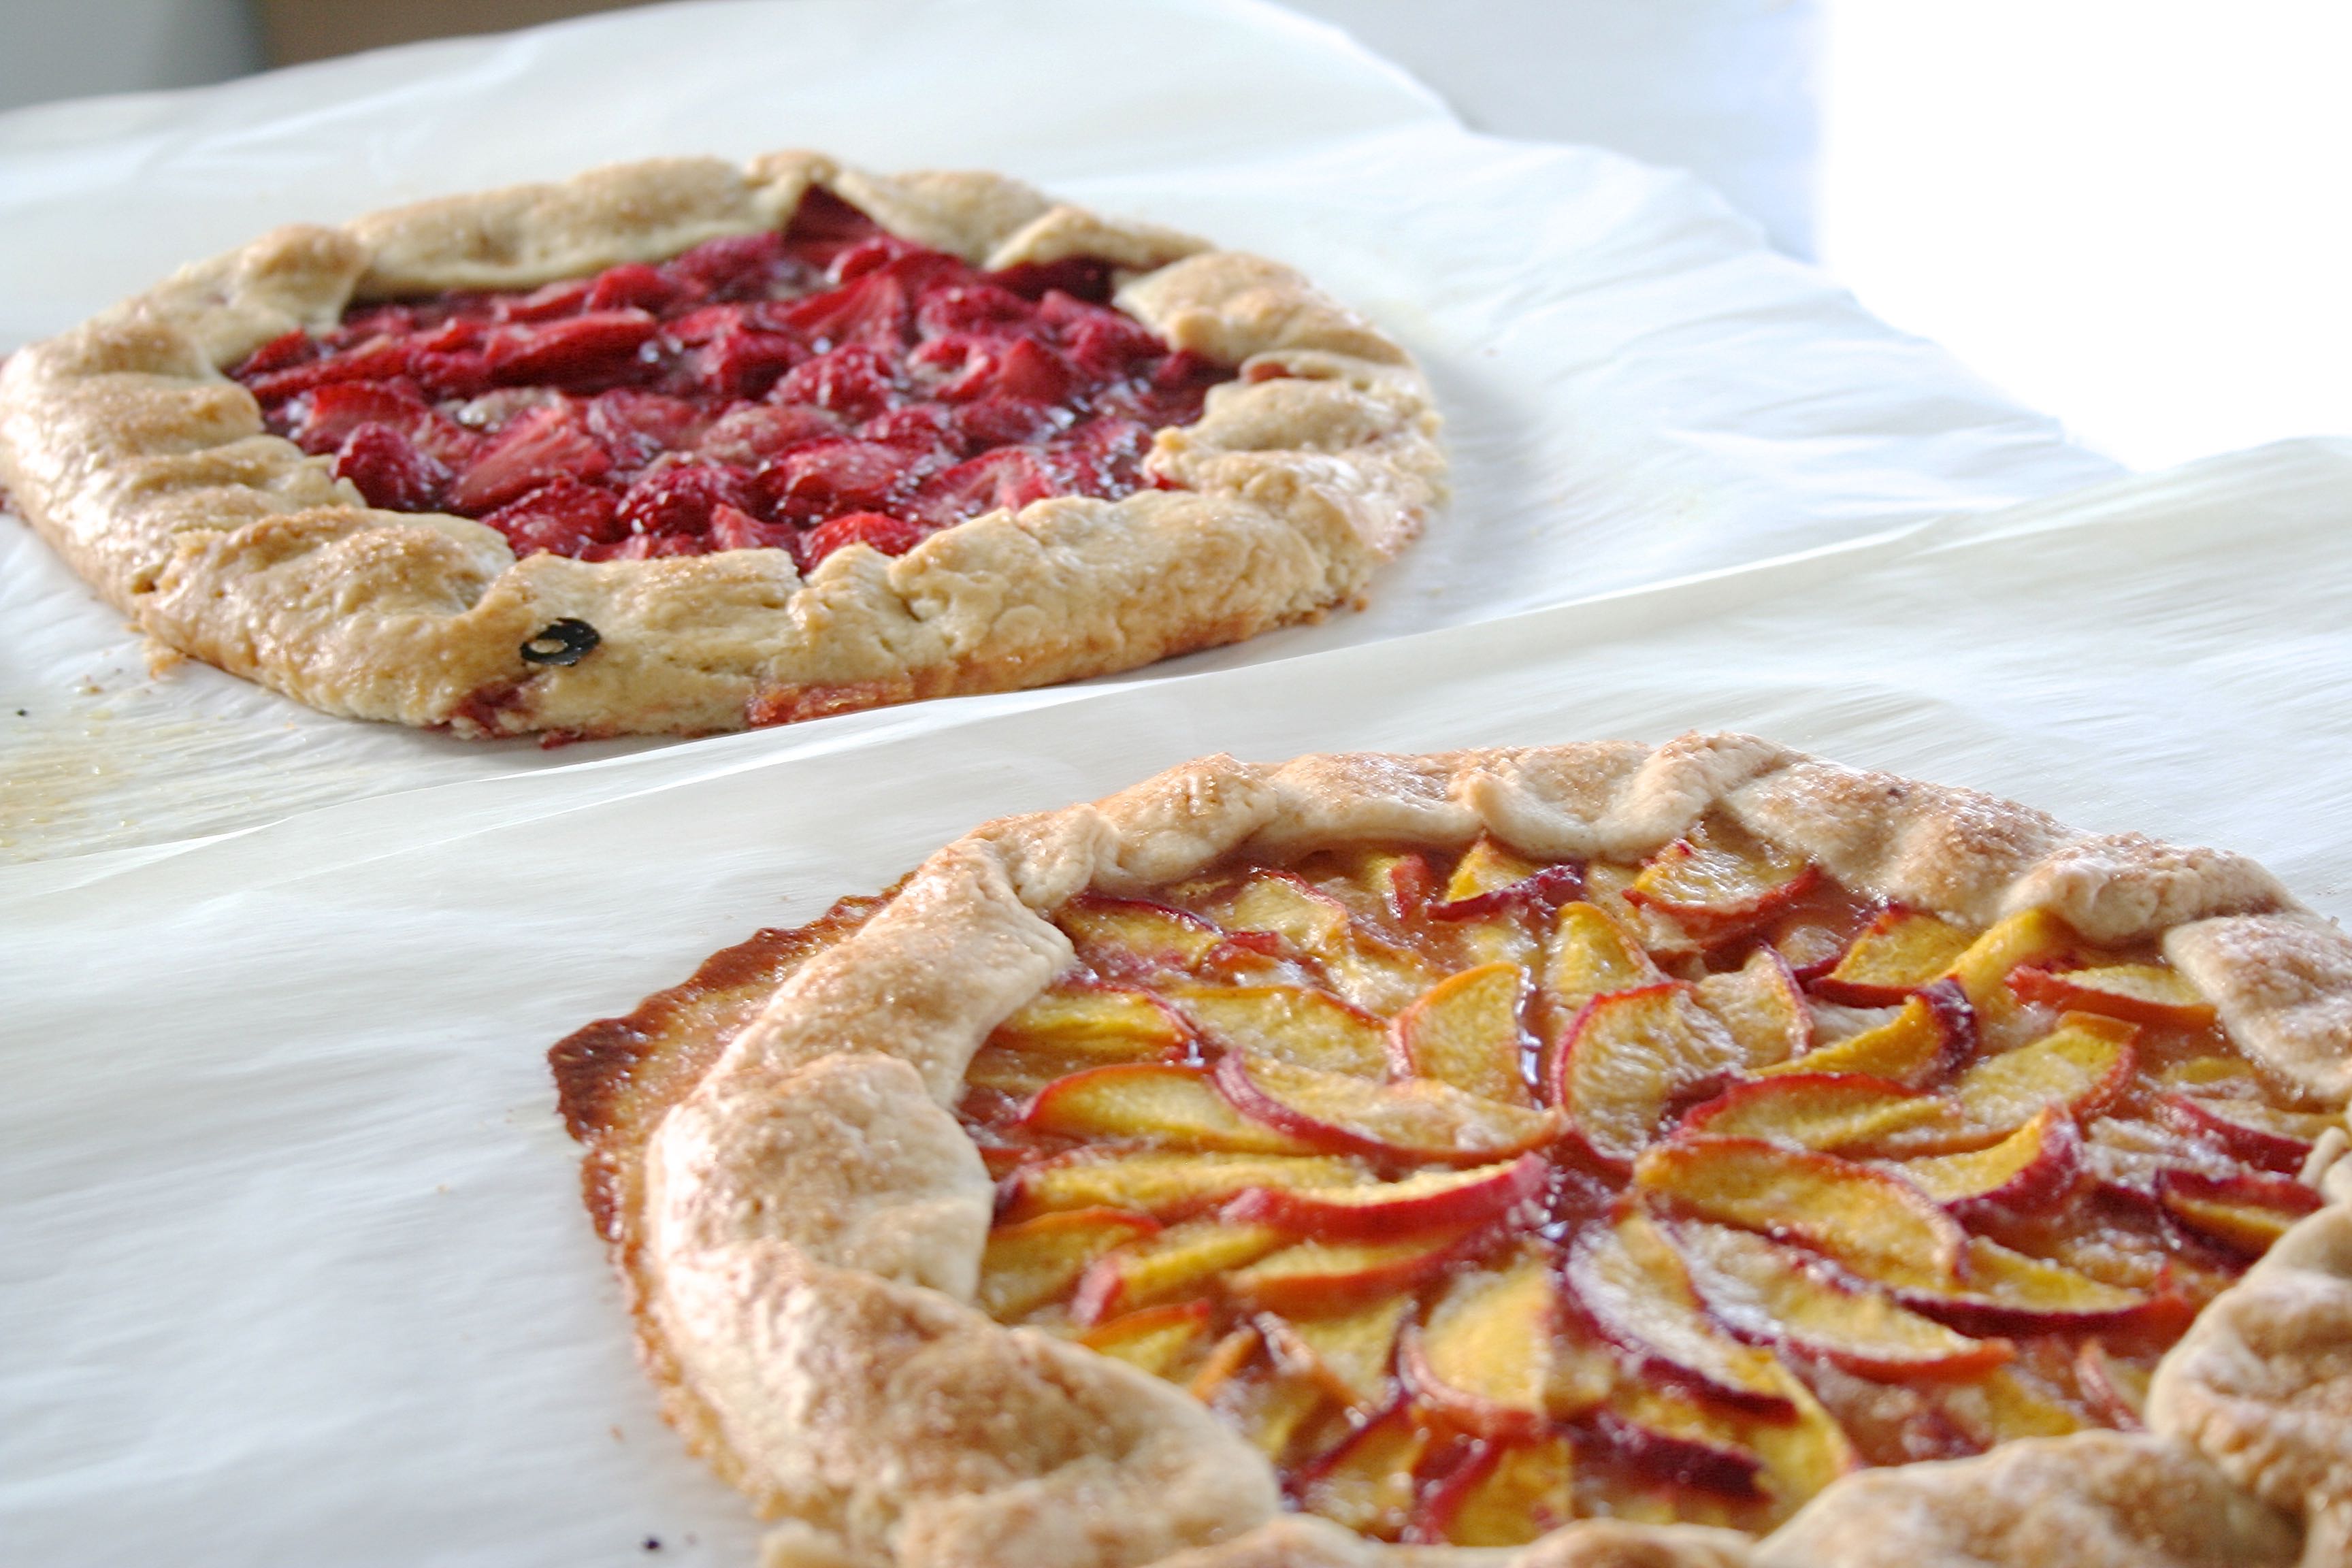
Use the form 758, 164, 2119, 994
1390, 961, 1535, 1105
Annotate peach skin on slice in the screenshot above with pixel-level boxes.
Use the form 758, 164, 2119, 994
1544, 901, 1669, 1019
966, 983, 1192, 1096
1563, 1210, 1796, 1417
1893, 1236, 2149, 1334
1222, 1154, 1548, 1239
1592, 1384, 1766, 1501
1625, 819, 1820, 930
1941, 906, 2078, 1011
2157, 1092, 2339, 1173
1070, 1215, 1287, 1323
1923, 1010, 2137, 1149
996, 1149, 1369, 1222
1168, 983, 1391, 1077
2008, 962, 2217, 1030
1229, 1227, 1485, 1316
2157, 1169, 2324, 1254
1022, 1062, 1322, 1154
1211, 870, 1439, 1015
1552, 981, 1746, 1166
1213, 1054, 1559, 1164
1077, 1300, 1217, 1380
1671, 1220, 2012, 1379
1811, 906, 1977, 1007
1288, 1399, 1430, 1537
1675, 1073, 1947, 1154
1406, 1433, 1575, 1548
1057, 893, 1225, 973
1402, 1247, 1610, 1435
1889, 1105, 2086, 1216
1758, 979, 1973, 1087
1633, 1136, 1968, 1289
1389, 961, 1536, 1106
2073, 1337, 2152, 1429
1694, 947, 1812, 1071
979, 1207, 1162, 1319
1260, 1292, 1414, 1411
1443, 836, 1550, 904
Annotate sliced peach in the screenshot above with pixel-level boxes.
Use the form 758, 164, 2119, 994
1633, 1137, 1967, 1288
1403, 1249, 1607, 1435
967, 985, 1190, 1096
1223, 1154, 1548, 1238
1893, 1106, 2086, 1216
1673, 1221, 2012, 1379
1231, 1228, 1482, 1316
1409, 1434, 1575, 1548
1168, 983, 1390, 1077
2158, 1093, 2338, 1173
1593, 1384, 1765, 1500
1070, 1218, 1287, 1324
1211, 870, 1438, 1014
1895, 1237, 2150, 1333
1942, 907, 2078, 1011
1812, 906, 1977, 1006
1206, 1360, 1330, 1463
997, 1149, 1369, 1222
1441, 836, 1550, 903
1746, 1367, 1861, 1522
1428, 850, 1583, 922
1214, 1054, 1559, 1164
2008, 963, 2217, 1030
1077, 1300, 1217, 1379
1260, 1293, 1413, 1411
1022, 1063, 1320, 1155
1552, 982, 1746, 1166
978, 1207, 1162, 1320
1953, 1367, 2085, 1445
1563, 1211, 1795, 1416
1289, 1399, 1429, 1537
1626, 819, 1820, 930
2073, 1339, 2151, 1431
1759, 980, 1973, 1087
2158, 1170, 2323, 1255
1676, 1073, 1946, 1154
1936, 1012, 2137, 1146
1694, 947, 1812, 1070
1390, 961, 1535, 1106
1584, 860, 1712, 960
1544, 901, 1669, 1017
1057, 894, 1224, 973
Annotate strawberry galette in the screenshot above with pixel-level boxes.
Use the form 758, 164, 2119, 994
0, 153, 1439, 737
550, 736, 2352, 1568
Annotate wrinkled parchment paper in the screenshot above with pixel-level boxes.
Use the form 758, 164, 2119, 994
5, 437, 2349, 1566
0, 0, 2117, 861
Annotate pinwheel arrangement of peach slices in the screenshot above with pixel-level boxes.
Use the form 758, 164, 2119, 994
941, 825, 2330, 1539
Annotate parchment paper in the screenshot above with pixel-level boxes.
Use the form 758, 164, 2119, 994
5, 436, 2349, 1567
0, 0, 2117, 860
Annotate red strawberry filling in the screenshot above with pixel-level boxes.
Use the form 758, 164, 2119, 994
229, 191, 1232, 570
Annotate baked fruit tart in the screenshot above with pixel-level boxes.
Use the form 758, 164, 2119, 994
0, 153, 1439, 738
550, 736, 2352, 1567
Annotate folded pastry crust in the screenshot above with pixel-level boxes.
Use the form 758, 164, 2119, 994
551, 735, 2352, 1567
0, 152, 1442, 737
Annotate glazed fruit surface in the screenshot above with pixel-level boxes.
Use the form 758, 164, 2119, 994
227, 191, 1233, 570
955, 822, 2338, 1543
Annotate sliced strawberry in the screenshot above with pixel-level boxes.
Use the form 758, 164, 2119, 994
616, 463, 752, 538
583, 262, 679, 314
706, 502, 800, 553
916, 282, 1034, 339
585, 389, 705, 468
334, 423, 451, 512
494, 276, 596, 323
483, 478, 623, 556
485, 309, 658, 388
911, 447, 1057, 525
449, 405, 612, 515
770, 342, 899, 422
756, 438, 915, 521
696, 403, 843, 465
799, 511, 931, 568
662, 231, 790, 301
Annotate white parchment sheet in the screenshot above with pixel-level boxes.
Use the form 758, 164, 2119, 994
4, 437, 2349, 1567
0, 0, 2117, 860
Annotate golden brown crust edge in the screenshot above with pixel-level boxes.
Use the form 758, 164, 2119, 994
555, 734, 2352, 1568
0, 152, 1443, 738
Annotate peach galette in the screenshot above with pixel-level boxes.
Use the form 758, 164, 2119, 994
0, 153, 1439, 738
550, 738, 2352, 1568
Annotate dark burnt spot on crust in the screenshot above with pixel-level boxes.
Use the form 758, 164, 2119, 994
521, 617, 601, 666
